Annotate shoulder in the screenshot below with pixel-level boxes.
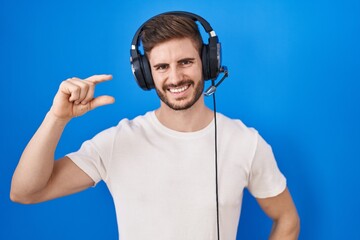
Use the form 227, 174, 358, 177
115, 111, 154, 132
91, 111, 154, 141
217, 113, 258, 137
216, 113, 261, 156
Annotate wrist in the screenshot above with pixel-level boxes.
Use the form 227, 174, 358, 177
46, 109, 71, 126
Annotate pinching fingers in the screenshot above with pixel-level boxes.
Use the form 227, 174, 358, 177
85, 74, 113, 84
61, 77, 92, 104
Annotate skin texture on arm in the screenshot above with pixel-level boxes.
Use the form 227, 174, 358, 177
10, 74, 114, 204
256, 188, 300, 240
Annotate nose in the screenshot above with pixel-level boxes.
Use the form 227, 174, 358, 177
167, 65, 183, 85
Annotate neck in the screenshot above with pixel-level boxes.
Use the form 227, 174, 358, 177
155, 96, 213, 132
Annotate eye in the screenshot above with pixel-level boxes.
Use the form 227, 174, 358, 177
155, 64, 169, 72
179, 59, 194, 67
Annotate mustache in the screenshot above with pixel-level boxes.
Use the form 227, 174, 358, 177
163, 80, 194, 90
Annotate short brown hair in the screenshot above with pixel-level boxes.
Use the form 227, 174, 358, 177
140, 14, 203, 56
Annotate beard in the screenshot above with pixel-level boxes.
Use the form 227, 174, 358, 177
155, 79, 204, 111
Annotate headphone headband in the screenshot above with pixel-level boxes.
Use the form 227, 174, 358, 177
130, 11, 222, 90
131, 11, 216, 48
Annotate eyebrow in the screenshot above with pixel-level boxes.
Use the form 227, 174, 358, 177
152, 58, 196, 68
178, 58, 195, 63
178, 57, 195, 63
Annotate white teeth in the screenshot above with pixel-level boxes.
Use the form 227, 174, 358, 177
169, 85, 189, 93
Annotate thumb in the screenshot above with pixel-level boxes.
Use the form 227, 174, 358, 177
89, 95, 115, 110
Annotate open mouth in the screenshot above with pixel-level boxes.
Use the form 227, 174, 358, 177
165, 80, 193, 95
168, 84, 190, 93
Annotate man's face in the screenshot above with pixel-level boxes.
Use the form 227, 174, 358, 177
148, 38, 204, 111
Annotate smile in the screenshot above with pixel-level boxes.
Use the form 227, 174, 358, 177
168, 84, 190, 93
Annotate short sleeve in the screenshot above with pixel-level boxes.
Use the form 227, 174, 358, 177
66, 126, 117, 185
247, 134, 286, 198
67, 140, 104, 185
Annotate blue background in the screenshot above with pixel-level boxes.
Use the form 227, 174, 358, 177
1, 0, 359, 239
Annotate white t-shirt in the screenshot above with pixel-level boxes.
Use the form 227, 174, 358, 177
67, 111, 286, 240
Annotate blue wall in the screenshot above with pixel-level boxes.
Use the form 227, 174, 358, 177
1, 0, 359, 239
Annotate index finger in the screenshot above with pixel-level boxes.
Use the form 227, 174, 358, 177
85, 74, 113, 84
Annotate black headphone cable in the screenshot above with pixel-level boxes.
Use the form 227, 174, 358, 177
205, 68, 228, 240
212, 88, 221, 240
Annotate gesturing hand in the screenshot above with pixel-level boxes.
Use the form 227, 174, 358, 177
50, 74, 115, 121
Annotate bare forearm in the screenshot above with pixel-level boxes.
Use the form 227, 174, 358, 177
269, 216, 300, 240
11, 112, 69, 200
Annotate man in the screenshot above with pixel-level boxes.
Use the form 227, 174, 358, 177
11, 12, 300, 239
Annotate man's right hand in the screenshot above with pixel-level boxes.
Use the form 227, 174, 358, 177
10, 74, 113, 204
50, 74, 115, 121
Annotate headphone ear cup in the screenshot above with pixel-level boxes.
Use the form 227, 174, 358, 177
202, 42, 221, 80
139, 55, 155, 90
207, 38, 221, 79
201, 44, 211, 80
131, 56, 148, 90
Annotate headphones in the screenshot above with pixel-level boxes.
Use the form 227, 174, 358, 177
130, 11, 222, 91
